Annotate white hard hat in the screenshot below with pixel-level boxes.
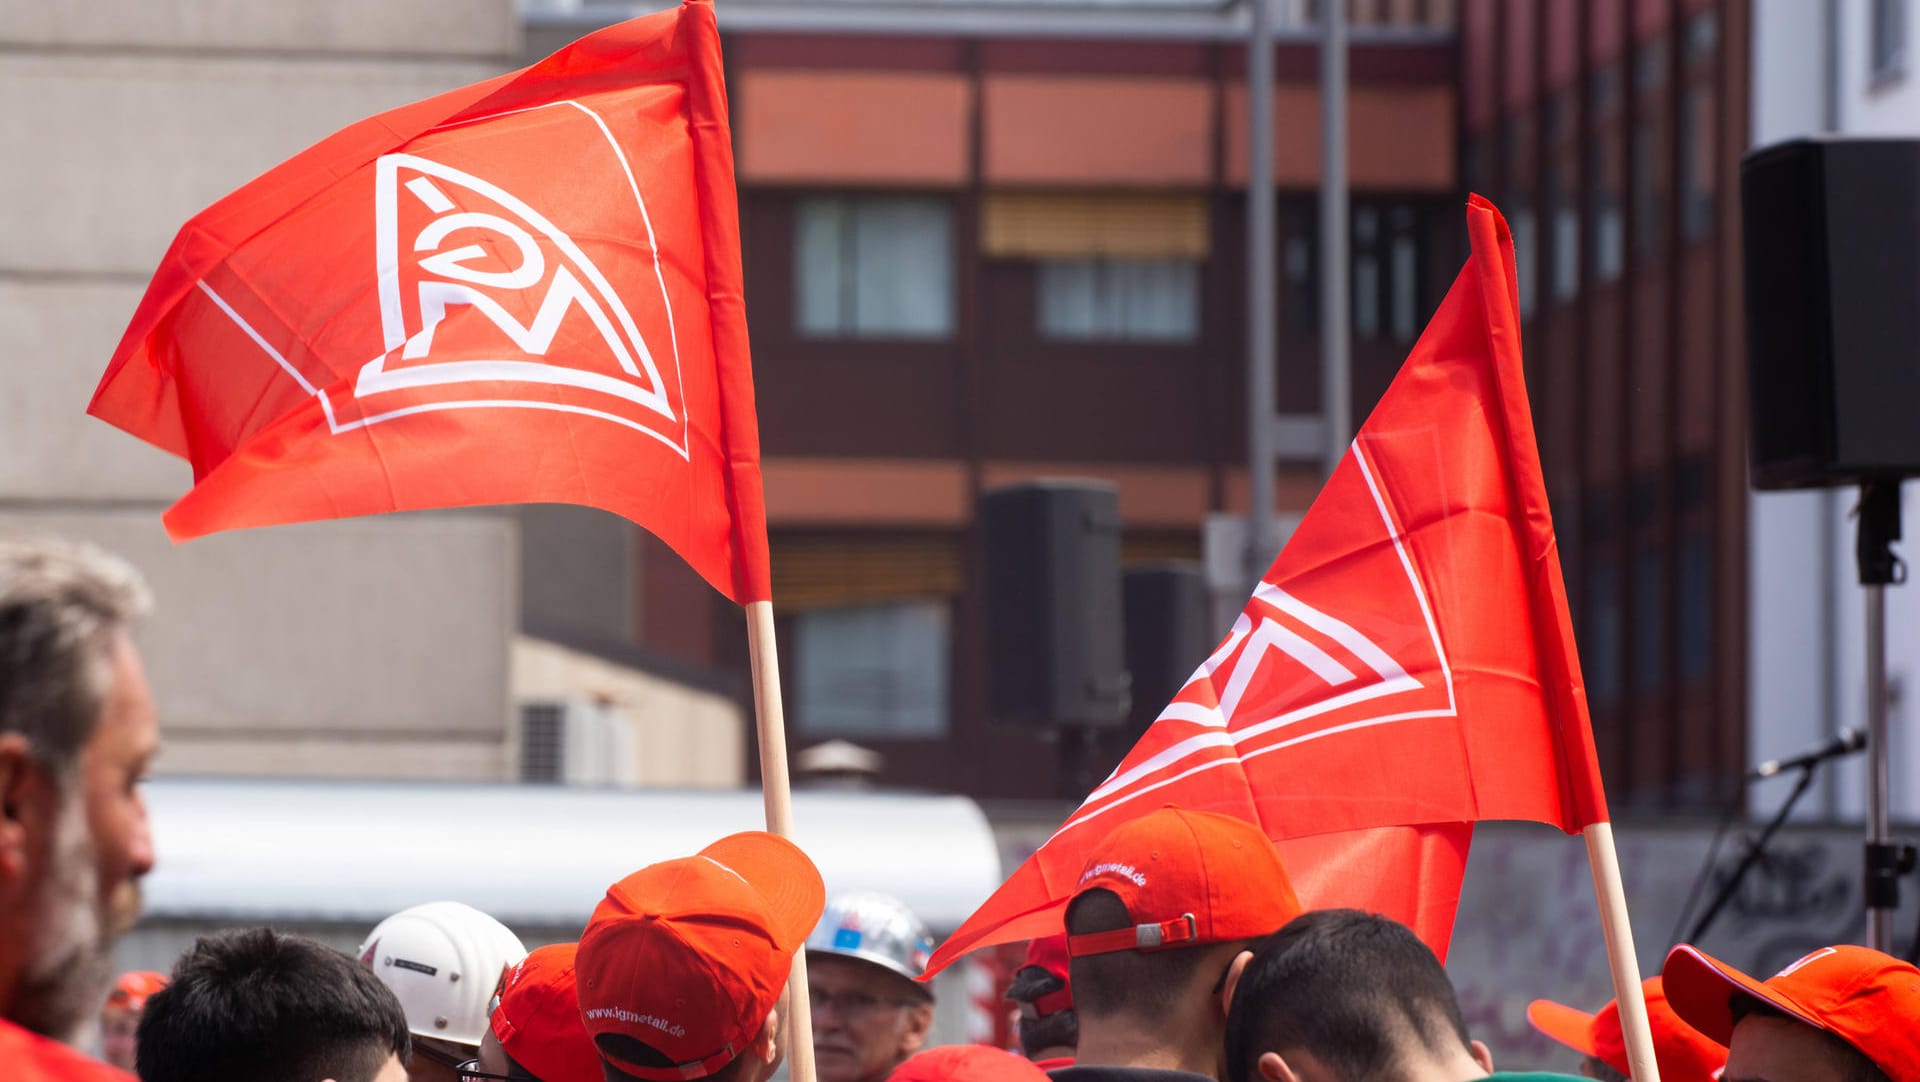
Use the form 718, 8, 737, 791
356, 901, 528, 1048
806, 890, 936, 987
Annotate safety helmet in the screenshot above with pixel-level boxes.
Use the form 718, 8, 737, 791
806, 890, 936, 987
357, 901, 528, 1047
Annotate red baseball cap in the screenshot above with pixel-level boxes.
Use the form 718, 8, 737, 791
576, 832, 826, 1081
1009, 935, 1073, 1016
105, 971, 168, 1013
886, 1045, 1052, 1082
1663, 943, 1920, 1082
489, 943, 602, 1082
1526, 976, 1724, 1082
1066, 807, 1301, 957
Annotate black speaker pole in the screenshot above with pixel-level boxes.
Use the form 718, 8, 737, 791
1856, 480, 1915, 952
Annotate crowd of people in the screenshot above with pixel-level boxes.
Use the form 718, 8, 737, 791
4, 539, 1918, 1082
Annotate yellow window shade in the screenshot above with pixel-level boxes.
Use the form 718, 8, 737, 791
982, 193, 1211, 260
772, 531, 963, 611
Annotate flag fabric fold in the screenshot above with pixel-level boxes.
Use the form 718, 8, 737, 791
89, 0, 771, 604
925, 194, 1606, 977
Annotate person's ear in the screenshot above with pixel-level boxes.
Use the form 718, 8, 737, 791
751, 1006, 780, 1064
0, 735, 44, 889
901, 998, 934, 1053
1256, 1051, 1302, 1082
1219, 949, 1255, 1016
1469, 1039, 1494, 1074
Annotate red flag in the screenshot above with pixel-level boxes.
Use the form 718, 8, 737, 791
87, 1, 770, 604
925, 195, 1605, 976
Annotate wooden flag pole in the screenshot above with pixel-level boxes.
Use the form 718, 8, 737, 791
746, 600, 818, 1082
1583, 822, 1661, 1082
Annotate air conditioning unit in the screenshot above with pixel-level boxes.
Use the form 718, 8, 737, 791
518, 699, 639, 786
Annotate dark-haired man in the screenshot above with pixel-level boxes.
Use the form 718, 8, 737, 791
135, 927, 410, 1082
1225, 909, 1521, 1082
0, 538, 158, 1080
1053, 807, 1304, 1082
1663, 943, 1915, 1082
1005, 935, 1075, 1071
575, 832, 827, 1082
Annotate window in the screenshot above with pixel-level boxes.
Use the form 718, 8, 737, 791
1584, 559, 1622, 707
1545, 90, 1581, 302
1353, 207, 1382, 337
1873, 0, 1908, 85
795, 196, 953, 339
796, 601, 950, 738
1501, 112, 1538, 319
1679, 10, 1719, 242
1038, 258, 1199, 342
1631, 543, 1668, 693
1632, 36, 1672, 259
1587, 66, 1625, 284
1286, 200, 1428, 342
1678, 527, 1713, 685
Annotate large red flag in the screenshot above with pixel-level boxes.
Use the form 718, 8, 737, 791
87, 1, 770, 603
926, 195, 1606, 976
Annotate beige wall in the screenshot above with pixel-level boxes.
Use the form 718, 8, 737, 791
511, 637, 746, 788
1, 1, 532, 781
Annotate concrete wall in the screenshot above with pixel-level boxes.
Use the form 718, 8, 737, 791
1, 1, 527, 780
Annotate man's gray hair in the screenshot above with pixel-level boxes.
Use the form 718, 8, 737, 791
0, 537, 151, 779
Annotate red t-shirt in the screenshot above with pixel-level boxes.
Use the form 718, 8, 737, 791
0, 1018, 135, 1081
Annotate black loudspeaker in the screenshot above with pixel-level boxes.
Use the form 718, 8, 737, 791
1743, 137, 1920, 490
982, 481, 1130, 727
1123, 562, 1214, 731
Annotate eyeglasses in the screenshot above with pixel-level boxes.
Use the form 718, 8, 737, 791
809, 987, 921, 1018
457, 1060, 537, 1082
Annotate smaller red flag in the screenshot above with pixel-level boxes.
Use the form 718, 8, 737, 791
925, 195, 1605, 977
88, 1, 770, 604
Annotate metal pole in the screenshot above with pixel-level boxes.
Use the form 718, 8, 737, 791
1855, 479, 1904, 953
1247, 0, 1277, 579
1867, 581, 1894, 951
1319, 0, 1349, 475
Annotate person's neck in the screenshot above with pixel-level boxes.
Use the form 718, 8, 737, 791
1073, 1017, 1219, 1078
1392, 1049, 1490, 1082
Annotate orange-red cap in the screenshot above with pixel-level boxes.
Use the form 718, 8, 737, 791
105, 971, 168, 1014
1663, 944, 1920, 1082
1066, 807, 1301, 957
490, 943, 602, 1082
886, 1045, 1052, 1082
1010, 935, 1073, 1016
1525, 976, 1724, 1082
576, 832, 826, 1081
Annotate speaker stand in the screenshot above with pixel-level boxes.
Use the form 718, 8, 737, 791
1856, 480, 1915, 951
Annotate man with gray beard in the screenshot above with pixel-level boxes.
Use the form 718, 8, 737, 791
0, 537, 159, 1080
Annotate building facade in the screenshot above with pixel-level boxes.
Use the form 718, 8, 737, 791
519, 1, 1467, 799
1459, 0, 1751, 811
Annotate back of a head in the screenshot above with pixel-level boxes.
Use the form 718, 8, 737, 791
1065, 889, 1218, 1023
136, 927, 410, 1082
1225, 910, 1472, 1082
886, 1045, 1052, 1082
0, 536, 150, 777
1065, 807, 1303, 1031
